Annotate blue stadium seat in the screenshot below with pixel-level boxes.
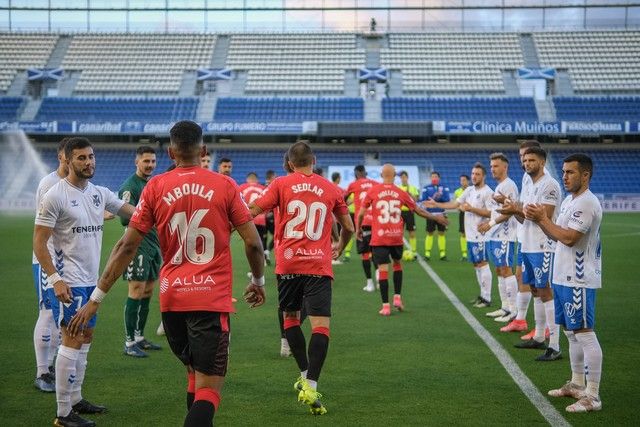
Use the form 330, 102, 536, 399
553, 97, 640, 121
382, 97, 539, 121
214, 97, 364, 122
34, 97, 199, 122
0, 97, 25, 121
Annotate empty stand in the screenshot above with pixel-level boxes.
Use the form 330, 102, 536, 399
0, 33, 58, 92
34, 97, 198, 121
62, 34, 216, 93
551, 149, 640, 195
554, 96, 640, 121
214, 97, 363, 122
534, 31, 640, 92
382, 97, 538, 121
0, 97, 25, 120
225, 33, 365, 93
381, 33, 524, 93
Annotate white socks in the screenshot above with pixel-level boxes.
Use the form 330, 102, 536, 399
515, 291, 531, 321
56, 346, 79, 417
544, 300, 560, 351
475, 264, 493, 302
34, 309, 54, 376
504, 275, 518, 314
533, 297, 546, 342
497, 277, 507, 310
576, 331, 602, 398
564, 330, 585, 387
71, 343, 91, 406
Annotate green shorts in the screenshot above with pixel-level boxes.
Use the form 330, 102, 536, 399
123, 246, 162, 282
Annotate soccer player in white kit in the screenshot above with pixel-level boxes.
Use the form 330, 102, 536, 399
524, 153, 603, 412
425, 163, 494, 307
478, 153, 519, 323
32, 138, 68, 392
499, 146, 562, 361
33, 137, 136, 427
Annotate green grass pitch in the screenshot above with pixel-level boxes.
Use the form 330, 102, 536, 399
1, 213, 638, 426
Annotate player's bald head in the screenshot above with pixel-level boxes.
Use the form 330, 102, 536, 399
287, 141, 314, 168
381, 163, 396, 182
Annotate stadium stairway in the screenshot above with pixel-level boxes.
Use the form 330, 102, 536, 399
519, 34, 540, 68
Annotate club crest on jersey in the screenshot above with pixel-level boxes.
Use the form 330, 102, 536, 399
71, 200, 79, 207
534, 267, 543, 281
564, 302, 577, 318
92, 194, 101, 208
472, 245, 480, 256
493, 247, 504, 259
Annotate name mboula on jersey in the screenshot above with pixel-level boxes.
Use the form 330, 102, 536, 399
457, 185, 494, 242
520, 173, 561, 253
35, 179, 125, 287
489, 177, 519, 242
552, 190, 602, 289
32, 171, 63, 264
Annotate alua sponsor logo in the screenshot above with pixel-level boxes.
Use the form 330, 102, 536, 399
295, 248, 324, 257
171, 275, 216, 287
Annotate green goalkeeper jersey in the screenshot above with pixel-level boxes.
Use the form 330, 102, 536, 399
118, 173, 160, 252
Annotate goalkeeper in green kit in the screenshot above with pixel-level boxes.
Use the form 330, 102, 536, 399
118, 146, 163, 357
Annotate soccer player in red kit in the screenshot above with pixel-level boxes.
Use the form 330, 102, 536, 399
250, 141, 354, 415
359, 164, 448, 315
239, 172, 269, 263
345, 165, 378, 292
68, 121, 266, 427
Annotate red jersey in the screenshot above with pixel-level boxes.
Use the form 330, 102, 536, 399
346, 177, 377, 227
362, 183, 417, 247
129, 166, 252, 313
238, 182, 266, 226
254, 172, 348, 278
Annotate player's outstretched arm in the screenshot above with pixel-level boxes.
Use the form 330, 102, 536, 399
248, 202, 265, 219
422, 198, 459, 211
117, 203, 136, 220
67, 227, 145, 337
236, 220, 266, 308
33, 224, 72, 303
414, 205, 449, 226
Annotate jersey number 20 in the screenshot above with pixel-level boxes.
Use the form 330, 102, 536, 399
284, 200, 327, 241
169, 209, 215, 265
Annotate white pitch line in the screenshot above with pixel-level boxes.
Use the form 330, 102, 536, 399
404, 240, 571, 427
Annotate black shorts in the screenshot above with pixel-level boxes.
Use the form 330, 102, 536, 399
277, 274, 332, 317
265, 212, 275, 234
162, 311, 230, 376
372, 245, 404, 265
256, 224, 267, 247
357, 226, 372, 254
401, 210, 416, 231
426, 214, 448, 233
458, 211, 465, 234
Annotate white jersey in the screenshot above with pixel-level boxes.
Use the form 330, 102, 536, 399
35, 179, 124, 287
552, 190, 602, 289
520, 172, 561, 253
457, 184, 494, 243
32, 171, 64, 263
516, 166, 549, 243
489, 177, 519, 242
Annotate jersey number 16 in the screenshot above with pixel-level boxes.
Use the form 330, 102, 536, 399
169, 209, 215, 265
